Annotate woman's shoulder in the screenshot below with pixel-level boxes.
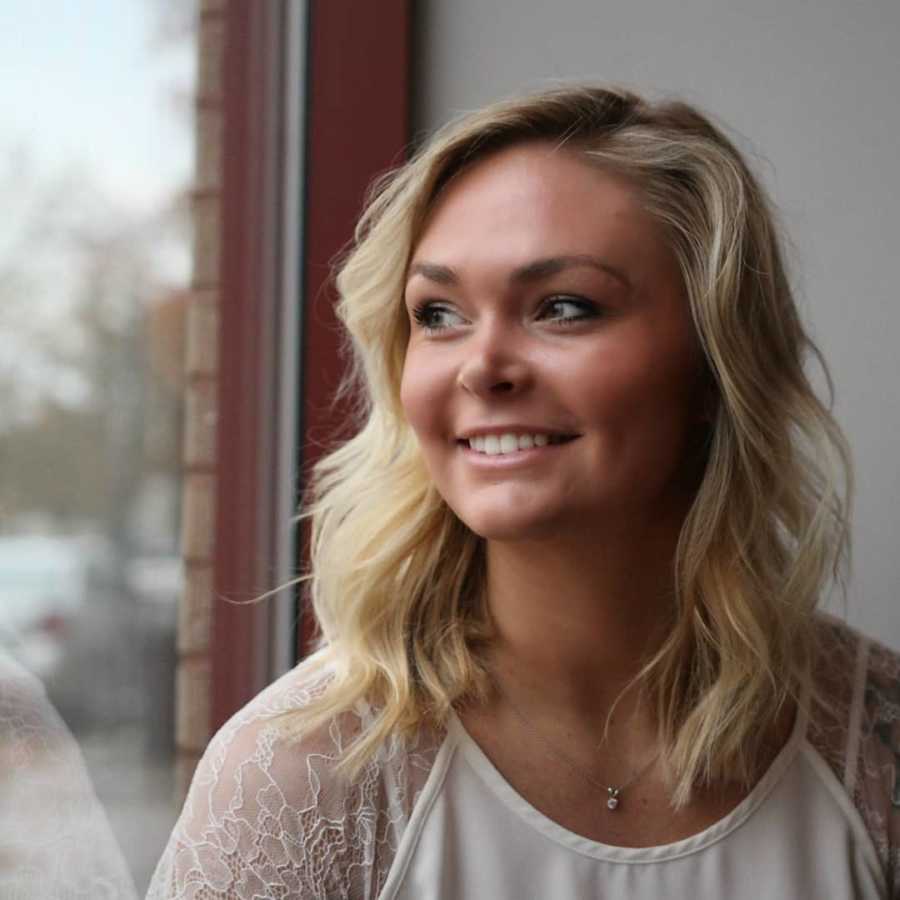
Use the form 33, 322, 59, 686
148, 653, 445, 899
186, 653, 428, 826
807, 611, 900, 694
805, 612, 899, 756
847, 621, 900, 886
199, 652, 344, 768
806, 613, 900, 889
199, 652, 443, 789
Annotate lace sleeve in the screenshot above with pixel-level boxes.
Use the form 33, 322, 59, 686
146, 663, 442, 900
0, 652, 137, 899
805, 616, 900, 896
857, 639, 900, 897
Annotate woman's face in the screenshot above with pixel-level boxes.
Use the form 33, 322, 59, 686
400, 141, 706, 542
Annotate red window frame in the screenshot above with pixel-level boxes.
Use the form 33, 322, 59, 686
211, 0, 411, 732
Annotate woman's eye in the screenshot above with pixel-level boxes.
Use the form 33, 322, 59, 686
538, 296, 599, 324
411, 302, 465, 332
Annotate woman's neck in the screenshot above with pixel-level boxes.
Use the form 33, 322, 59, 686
481, 518, 680, 745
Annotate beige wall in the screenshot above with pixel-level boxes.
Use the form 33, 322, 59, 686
413, 0, 900, 646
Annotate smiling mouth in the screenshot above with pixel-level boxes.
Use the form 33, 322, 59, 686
459, 433, 580, 456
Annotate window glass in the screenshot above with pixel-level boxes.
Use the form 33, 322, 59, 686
0, 0, 194, 890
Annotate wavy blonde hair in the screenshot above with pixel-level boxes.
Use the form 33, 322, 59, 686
285, 83, 851, 807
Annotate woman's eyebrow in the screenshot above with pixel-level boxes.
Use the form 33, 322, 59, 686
406, 255, 630, 289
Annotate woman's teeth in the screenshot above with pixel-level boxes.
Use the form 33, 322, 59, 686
466, 433, 567, 455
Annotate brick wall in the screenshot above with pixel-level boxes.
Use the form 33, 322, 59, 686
176, 0, 225, 794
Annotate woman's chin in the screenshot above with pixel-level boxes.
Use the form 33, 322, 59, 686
454, 506, 567, 544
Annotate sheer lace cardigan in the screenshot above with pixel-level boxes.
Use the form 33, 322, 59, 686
0, 652, 137, 899
147, 617, 900, 899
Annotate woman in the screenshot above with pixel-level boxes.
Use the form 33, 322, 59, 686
149, 84, 900, 898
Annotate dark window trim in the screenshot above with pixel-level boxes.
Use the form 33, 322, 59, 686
212, 0, 411, 731
212, 0, 288, 731
296, 1, 412, 659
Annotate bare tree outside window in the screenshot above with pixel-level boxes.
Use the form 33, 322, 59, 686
0, 0, 196, 889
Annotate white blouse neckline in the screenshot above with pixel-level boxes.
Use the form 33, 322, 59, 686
446, 695, 809, 865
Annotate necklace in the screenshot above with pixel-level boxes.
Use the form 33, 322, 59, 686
498, 684, 660, 812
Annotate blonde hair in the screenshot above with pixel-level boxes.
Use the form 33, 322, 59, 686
287, 83, 851, 807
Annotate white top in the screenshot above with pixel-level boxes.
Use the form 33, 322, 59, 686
147, 616, 900, 899
384, 709, 882, 898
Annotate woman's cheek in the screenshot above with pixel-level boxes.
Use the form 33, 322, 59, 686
400, 355, 451, 443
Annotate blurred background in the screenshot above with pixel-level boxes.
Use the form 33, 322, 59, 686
0, 0, 192, 887
1, 0, 898, 893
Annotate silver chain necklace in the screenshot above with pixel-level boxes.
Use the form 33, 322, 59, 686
498, 685, 659, 811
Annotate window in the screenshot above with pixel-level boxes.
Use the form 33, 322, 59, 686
0, 1, 194, 889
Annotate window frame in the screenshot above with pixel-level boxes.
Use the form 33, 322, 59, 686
210, 0, 412, 732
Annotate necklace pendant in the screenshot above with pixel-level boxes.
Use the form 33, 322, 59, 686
606, 788, 620, 811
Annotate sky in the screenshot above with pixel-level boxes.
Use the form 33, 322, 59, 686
0, 0, 195, 425
0, 0, 194, 215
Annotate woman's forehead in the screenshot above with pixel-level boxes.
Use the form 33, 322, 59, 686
409, 142, 673, 292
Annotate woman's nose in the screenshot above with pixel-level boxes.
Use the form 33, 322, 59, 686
456, 325, 532, 398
